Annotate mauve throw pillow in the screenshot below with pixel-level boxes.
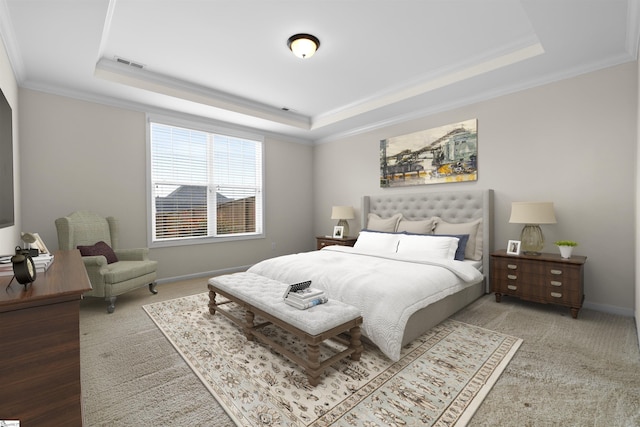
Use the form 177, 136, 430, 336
77, 241, 118, 264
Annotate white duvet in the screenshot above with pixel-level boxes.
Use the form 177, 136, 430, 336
247, 246, 483, 361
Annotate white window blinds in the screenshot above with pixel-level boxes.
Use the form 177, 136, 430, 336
149, 121, 263, 243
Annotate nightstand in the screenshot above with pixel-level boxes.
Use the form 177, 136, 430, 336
490, 249, 587, 318
316, 236, 357, 250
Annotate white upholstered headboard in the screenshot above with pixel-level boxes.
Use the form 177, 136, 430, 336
362, 189, 494, 291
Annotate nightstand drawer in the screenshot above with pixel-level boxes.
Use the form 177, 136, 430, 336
501, 281, 524, 296
544, 264, 581, 291
492, 258, 535, 275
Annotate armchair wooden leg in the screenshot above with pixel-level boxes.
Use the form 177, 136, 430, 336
106, 296, 117, 314
149, 282, 158, 294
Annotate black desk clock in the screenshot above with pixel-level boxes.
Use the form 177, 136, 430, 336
11, 246, 37, 286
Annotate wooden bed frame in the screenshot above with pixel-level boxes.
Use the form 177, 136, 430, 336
361, 189, 494, 346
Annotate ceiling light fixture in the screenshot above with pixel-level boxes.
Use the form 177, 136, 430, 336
287, 33, 320, 59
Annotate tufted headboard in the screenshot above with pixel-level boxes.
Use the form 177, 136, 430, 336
362, 189, 494, 290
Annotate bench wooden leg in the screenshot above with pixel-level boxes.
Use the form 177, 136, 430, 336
208, 290, 217, 315
307, 343, 321, 386
349, 325, 363, 361
244, 310, 255, 341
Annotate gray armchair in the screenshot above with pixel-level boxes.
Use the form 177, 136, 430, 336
55, 211, 158, 313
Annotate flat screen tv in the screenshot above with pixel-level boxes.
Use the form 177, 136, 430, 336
0, 88, 14, 229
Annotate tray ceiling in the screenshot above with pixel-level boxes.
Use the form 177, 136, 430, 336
1, 0, 638, 142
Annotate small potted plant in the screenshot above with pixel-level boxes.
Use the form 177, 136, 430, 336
554, 240, 578, 259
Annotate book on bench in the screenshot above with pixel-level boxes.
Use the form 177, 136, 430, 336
284, 295, 328, 310
283, 280, 328, 309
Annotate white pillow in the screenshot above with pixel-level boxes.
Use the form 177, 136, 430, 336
396, 216, 439, 234
434, 218, 483, 260
396, 234, 459, 260
354, 231, 401, 253
366, 213, 402, 232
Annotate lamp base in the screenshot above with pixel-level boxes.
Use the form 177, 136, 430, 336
520, 224, 544, 255
337, 219, 350, 237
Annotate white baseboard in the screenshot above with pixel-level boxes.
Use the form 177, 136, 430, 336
582, 300, 634, 317
156, 264, 252, 285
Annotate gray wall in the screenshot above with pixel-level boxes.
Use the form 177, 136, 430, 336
314, 61, 638, 316
18, 89, 314, 281
8, 55, 639, 315
636, 53, 640, 339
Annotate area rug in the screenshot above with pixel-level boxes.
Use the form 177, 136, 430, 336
143, 293, 522, 426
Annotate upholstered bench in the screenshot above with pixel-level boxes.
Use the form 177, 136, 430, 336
207, 272, 363, 386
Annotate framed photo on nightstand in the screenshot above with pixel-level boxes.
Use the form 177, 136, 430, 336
332, 226, 344, 238
507, 240, 521, 255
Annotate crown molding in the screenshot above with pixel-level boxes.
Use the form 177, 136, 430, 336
626, 0, 640, 57
314, 53, 636, 145
311, 38, 544, 130
94, 57, 311, 130
20, 79, 314, 146
0, 0, 25, 82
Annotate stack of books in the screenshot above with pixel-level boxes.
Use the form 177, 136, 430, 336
33, 253, 55, 272
0, 252, 55, 276
0, 256, 13, 276
283, 280, 328, 310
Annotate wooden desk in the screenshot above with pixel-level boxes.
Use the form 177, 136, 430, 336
0, 250, 91, 426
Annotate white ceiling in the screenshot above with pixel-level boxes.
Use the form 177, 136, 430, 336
1, 0, 638, 143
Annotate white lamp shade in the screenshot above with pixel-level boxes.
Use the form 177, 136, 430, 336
509, 202, 557, 224
21, 232, 37, 244
331, 206, 355, 220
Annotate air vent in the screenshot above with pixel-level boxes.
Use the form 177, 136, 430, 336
115, 57, 144, 69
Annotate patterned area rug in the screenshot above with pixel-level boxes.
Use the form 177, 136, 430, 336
143, 293, 522, 426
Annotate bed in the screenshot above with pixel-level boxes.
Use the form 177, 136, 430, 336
248, 189, 493, 361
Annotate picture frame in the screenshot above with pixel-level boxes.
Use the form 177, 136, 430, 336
332, 226, 344, 238
507, 240, 521, 256
379, 118, 478, 187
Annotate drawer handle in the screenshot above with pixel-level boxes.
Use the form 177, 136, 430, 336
550, 269, 563, 275
507, 285, 517, 291
550, 281, 562, 287
550, 292, 563, 298
507, 274, 517, 280
507, 264, 517, 269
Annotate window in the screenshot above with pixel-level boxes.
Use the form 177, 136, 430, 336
148, 117, 263, 246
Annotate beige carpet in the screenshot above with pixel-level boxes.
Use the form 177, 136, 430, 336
143, 292, 522, 426
80, 277, 640, 426
451, 295, 640, 426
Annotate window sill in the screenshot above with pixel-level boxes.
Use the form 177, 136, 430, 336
149, 233, 265, 249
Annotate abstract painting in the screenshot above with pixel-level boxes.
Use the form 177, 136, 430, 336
380, 119, 477, 187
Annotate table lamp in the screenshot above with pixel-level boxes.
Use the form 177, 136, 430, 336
21, 232, 39, 256
331, 206, 355, 237
509, 202, 556, 255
